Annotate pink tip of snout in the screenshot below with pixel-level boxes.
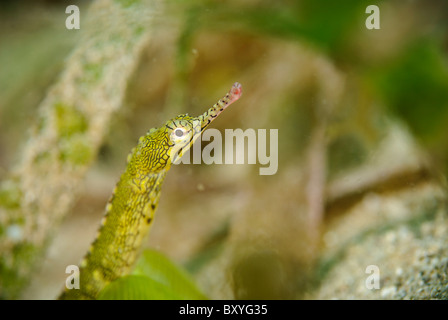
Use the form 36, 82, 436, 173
230, 82, 242, 100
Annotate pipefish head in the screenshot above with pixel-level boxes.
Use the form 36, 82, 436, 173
169, 82, 243, 163
135, 82, 242, 173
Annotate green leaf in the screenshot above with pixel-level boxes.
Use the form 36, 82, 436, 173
175, 0, 365, 53
98, 249, 207, 300
132, 249, 207, 300
374, 39, 448, 143
98, 275, 180, 300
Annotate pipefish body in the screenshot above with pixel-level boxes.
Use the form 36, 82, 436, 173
59, 82, 242, 299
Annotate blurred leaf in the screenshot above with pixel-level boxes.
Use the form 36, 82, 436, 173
99, 249, 207, 300
374, 39, 448, 142
98, 275, 179, 300
132, 249, 207, 299
175, 0, 365, 52
328, 134, 367, 177
293, 0, 365, 50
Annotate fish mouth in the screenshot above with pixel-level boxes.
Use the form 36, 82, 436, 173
171, 82, 242, 164
199, 82, 242, 132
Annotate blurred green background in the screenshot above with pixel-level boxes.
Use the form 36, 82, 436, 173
0, 0, 447, 299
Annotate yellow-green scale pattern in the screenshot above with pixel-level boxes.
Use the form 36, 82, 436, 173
59, 82, 242, 300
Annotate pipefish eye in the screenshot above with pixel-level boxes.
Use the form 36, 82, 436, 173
174, 128, 185, 137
